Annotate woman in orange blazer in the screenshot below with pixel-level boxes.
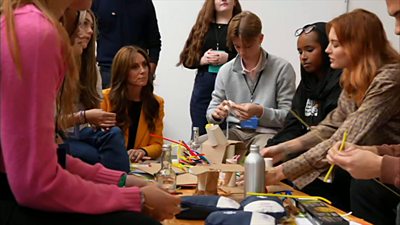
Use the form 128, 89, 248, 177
101, 46, 164, 162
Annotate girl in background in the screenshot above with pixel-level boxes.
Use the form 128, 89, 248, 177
0, 1, 179, 224
177, 0, 242, 135
65, 10, 130, 172
102, 46, 164, 162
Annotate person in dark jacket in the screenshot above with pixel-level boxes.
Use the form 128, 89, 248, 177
177, 0, 242, 136
92, 0, 161, 88
265, 22, 342, 160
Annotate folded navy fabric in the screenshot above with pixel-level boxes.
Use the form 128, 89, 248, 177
176, 195, 241, 220
240, 196, 286, 219
205, 211, 275, 225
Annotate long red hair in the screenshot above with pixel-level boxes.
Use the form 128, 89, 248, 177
177, 0, 242, 67
327, 9, 400, 105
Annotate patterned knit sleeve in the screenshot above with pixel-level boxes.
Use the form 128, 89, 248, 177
283, 63, 400, 188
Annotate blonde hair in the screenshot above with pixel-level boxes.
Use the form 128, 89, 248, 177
1, 0, 79, 129
328, 9, 400, 105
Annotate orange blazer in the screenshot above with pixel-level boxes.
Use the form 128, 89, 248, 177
101, 88, 164, 159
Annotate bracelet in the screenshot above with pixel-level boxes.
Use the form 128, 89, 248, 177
83, 110, 87, 123
118, 173, 127, 187
139, 148, 148, 156
79, 111, 85, 124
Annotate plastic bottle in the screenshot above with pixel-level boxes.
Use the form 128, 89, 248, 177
190, 127, 201, 152
155, 144, 176, 192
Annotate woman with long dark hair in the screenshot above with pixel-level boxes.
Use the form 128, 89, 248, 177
102, 46, 164, 162
64, 10, 130, 173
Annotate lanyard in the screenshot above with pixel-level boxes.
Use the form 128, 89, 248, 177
242, 70, 263, 103
241, 52, 268, 103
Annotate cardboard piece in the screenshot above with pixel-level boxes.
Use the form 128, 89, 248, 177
130, 163, 196, 186
205, 123, 227, 146
189, 164, 244, 175
190, 125, 247, 195
201, 140, 247, 164
131, 162, 182, 174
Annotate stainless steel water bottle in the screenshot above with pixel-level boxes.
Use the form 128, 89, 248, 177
244, 144, 265, 196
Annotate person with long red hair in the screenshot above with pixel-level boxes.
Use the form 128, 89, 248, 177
177, 0, 242, 136
263, 9, 400, 224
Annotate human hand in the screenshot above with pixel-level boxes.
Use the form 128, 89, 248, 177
327, 142, 382, 179
230, 103, 263, 120
125, 174, 152, 188
200, 49, 213, 65
332, 141, 378, 154
141, 185, 181, 221
211, 100, 232, 121
265, 165, 286, 185
128, 149, 150, 163
260, 144, 287, 164
85, 109, 116, 128
208, 50, 228, 65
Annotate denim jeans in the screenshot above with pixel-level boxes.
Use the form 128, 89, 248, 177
65, 127, 130, 172
190, 70, 218, 136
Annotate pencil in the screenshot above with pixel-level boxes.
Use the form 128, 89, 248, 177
323, 130, 348, 183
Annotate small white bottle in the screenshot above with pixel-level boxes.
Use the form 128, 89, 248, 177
155, 144, 176, 192
244, 145, 265, 196
190, 127, 201, 152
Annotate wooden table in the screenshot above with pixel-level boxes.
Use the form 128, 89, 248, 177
162, 185, 372, 225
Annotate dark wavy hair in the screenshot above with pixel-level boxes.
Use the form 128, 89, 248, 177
109, 46, 159, 132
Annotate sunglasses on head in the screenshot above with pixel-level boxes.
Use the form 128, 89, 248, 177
294, 25, 316, 37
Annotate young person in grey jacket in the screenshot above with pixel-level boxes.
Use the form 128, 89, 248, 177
206, 11, 296, 149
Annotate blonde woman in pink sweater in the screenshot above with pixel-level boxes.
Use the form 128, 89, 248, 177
0, 1, 180, 224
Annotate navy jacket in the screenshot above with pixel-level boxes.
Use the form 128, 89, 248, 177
92, 0, 161, 66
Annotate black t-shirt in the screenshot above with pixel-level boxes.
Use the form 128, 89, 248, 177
127, 101, 142, 149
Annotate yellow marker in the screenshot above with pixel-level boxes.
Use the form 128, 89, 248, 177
247, 192, 332, 205
323, 130, 348, 183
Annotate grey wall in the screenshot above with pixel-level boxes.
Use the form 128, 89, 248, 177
152, 0, 400, 142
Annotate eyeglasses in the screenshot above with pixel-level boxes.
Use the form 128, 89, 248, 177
294, 25, 316, 37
